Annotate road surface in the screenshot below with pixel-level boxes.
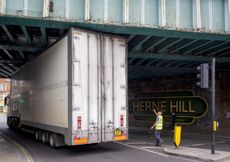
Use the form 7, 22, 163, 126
1, 113, 229, 162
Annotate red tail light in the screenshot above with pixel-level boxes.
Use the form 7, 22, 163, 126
120, 115, 124, 127
77, 116, 82, 129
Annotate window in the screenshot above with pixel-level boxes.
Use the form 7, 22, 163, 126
0, 84, 3, 91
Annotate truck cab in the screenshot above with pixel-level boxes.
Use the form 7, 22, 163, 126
5, 95, 20, 130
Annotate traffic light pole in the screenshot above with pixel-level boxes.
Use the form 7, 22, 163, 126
211, 58, 216, 154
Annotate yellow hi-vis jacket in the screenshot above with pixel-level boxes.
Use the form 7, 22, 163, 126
155, 115, 163, 130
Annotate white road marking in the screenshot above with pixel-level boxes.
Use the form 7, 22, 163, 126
125, 142, 149, 145
190, 141, 226, 147
190, 143, 207, 146
217, 141, 226, 144
116, 141, 200, 162
116, 141, 169, 157
0, 132, 34, 162
141, 145, 171, 149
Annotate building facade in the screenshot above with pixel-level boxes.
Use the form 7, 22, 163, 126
0, 79, 10, 113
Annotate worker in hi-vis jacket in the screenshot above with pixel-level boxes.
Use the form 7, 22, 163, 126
151, 109, 163, 146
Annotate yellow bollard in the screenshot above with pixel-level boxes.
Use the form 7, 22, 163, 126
174, 126, 182, 147
213, 121, 217, 131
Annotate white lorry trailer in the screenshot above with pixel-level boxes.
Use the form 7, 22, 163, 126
7, 28, 128, 147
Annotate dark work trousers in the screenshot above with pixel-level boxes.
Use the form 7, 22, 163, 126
172, 122, 175, 131
154, 130, 162, 145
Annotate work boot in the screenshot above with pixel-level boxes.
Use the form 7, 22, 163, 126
160, 139, 164, 145
155, 139, 161, 146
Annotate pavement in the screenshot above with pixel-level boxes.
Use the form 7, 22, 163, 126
129, 127, 230, 162
0, 132, 32, 162
0, 113, 32, 162
164, 147, 230, 162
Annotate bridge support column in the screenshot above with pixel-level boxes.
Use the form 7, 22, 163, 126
193, 0, 201, 29
123, 0, 129, 23
85, 0, 90, 21
141, 0, 145, 25
104, 0, 109, 22
225, 0, 230, 31
23, 0, 28, 16
43, 0, 49, 17
65, 0, 70, 19
0, 0, 6, 14
159, 0, 166, 27
208, 0, 213, 31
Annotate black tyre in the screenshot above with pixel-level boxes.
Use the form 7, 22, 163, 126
35, 130, 41, 141
49, 133, 56, 148
41, 131, 48, 144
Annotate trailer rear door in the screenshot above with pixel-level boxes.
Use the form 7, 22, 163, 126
102, 36, 128, 142
71, 29, 127, 145
72, 31, 102, 145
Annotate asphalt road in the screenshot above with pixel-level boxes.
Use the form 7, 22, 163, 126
1, 113, 229, 162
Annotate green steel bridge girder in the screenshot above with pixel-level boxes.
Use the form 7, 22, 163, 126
0, 0, 230, 34
0, 16, 230, 42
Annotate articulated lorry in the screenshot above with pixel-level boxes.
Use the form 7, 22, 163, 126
7, 28, 128, 147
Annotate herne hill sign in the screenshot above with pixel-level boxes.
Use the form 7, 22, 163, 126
129, 91, 208, 124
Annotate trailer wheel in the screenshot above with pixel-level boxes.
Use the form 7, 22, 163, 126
35, 130, 42, 141
7, 117, 13, 129
8, 121, 13, 129
49, 133, 56, 148
35, 130, 39, 141
41, 132, 48, 144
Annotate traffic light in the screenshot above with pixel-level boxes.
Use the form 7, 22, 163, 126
196, 63, 209, 88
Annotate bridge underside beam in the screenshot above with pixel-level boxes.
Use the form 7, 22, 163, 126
0, 0, 230, 79
0, 44, 40, 52
128, 52, 230, 64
